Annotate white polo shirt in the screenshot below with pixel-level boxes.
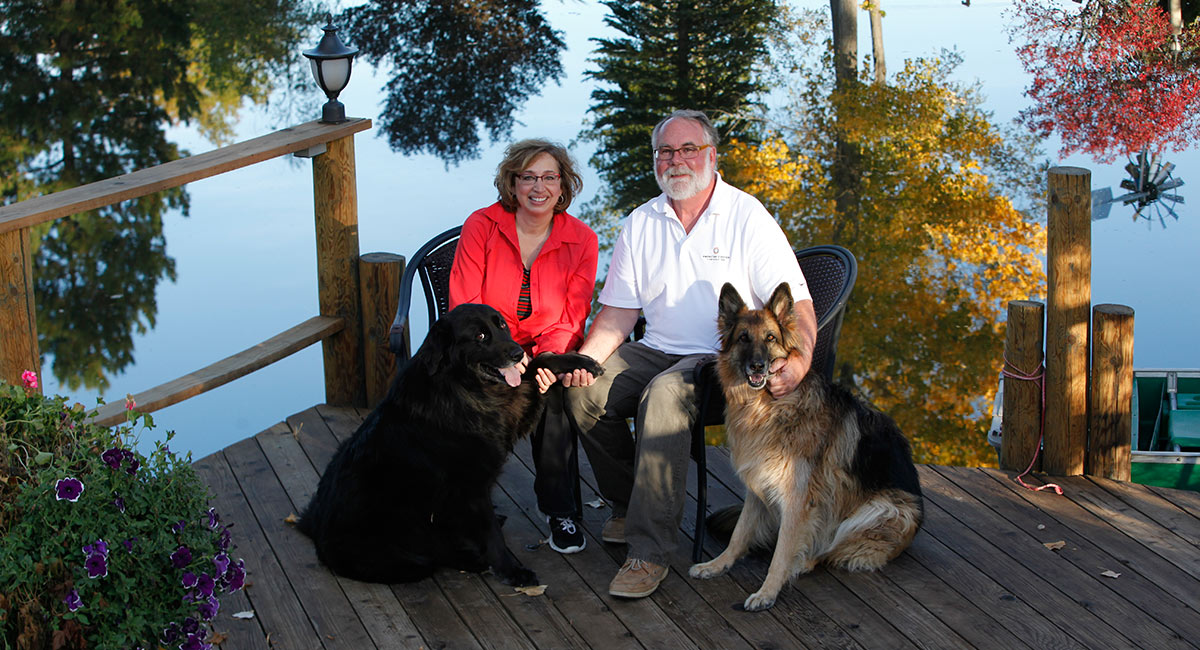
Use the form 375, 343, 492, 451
599, 174, 810, 355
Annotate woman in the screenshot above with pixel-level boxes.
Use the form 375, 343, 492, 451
449, 139, 599, 554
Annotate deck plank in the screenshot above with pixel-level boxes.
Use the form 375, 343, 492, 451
941, 466, 1200, 646
198, 405, 1200, 650
254, 420, 430, 649
917, 467, 1139, 650
221, 436, 375, 648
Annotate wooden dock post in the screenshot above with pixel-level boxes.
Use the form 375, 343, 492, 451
1043, 166, 1091, 476
1001, 300, 1045, 473
312, 134, 366, 407
0, 227, 40, 390
359, 252, 404, 408
1088, 304, 1134, 480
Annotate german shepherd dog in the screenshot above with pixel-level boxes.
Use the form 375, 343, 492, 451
688, 283, 923, 611
298, 303, 602, 586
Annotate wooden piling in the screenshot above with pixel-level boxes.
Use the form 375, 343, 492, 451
359, 253, 404, 408
1043, 167, 1091, 476
1001, 300, 1045, 473
312, 135, 366, 407
1088, 304, 1134, 480
0, 227, 40, 390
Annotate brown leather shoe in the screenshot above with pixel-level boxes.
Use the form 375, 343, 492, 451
601, 516, 626, 544
609, 558, 668, 598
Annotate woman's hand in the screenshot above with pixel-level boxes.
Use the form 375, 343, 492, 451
558, 369, 596, 388
515, 352, 530, 376
535, 367, 557, 394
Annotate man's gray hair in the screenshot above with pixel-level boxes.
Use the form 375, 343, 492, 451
651, 110, 720, 150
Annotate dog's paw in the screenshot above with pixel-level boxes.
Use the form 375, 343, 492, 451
689, 560, 729, 579
535, 352, 605, 377
496, 565, 539, 587
742, 590, 777, 612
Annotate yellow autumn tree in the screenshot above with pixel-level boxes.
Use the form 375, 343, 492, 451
722, 50, 1047, 466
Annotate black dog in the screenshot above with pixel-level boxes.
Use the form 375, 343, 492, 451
297, 303, 602, 586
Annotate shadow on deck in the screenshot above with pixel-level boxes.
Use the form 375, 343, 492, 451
193, 405, 1200, 649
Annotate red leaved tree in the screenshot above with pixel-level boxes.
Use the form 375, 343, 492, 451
1009, 0, 1200, 162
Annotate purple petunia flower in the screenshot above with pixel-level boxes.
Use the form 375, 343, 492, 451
216, 526, 232, 551
122, 538, 135, 553
180, 632, 212, 650
212, 553, 230, 576
197, 595, 220, 621
63, 589, 83, 612
181, 617, 199, 635
171, 519, 187, 534
125, 457, 139, 475
225, 559, 246, 592
181, 571, 198, 588
101, 448, 124, 470
170, 545, 192, 569
113, 495, 125, 513
195, 573, 215, 599
207, 507, 220, 529
83, 539, 109, 559
85, 552, 108, 579
161, 623, 180, 644
55, 477, 84, 502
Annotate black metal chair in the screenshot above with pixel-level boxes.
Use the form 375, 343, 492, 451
688, 245, 857, 562
387, 226, 463, 363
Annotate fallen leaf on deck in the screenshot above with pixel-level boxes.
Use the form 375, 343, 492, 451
586, 499, 607, 509
512, 584, 547, 597
284, 513, 300, 525
209, 631, 228, 645
1101, 570, 1121, 579
232, 610, 256, 619
1043, 540, 1066, 550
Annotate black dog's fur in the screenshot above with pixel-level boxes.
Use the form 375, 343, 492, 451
297, 303, 602, 586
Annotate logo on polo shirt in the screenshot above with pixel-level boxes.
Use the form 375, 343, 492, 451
700, 246, 731, 262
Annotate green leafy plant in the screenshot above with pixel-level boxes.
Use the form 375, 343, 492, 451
0, 372, 243, 650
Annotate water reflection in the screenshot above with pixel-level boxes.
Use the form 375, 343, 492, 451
35, 196, 180, 392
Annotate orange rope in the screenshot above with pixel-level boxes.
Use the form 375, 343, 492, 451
1001, 354, 1064, 495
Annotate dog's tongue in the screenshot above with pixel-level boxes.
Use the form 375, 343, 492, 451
749, 373, 767, 386
500, 365, 522, 387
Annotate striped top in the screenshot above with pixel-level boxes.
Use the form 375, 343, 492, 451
516, 267, 532, 320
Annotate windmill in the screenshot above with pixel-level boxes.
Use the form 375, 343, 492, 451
1090, 148, 1185, 226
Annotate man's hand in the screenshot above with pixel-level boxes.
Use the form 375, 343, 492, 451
767, 351, 809, 398
515, 352, 531, 376
558, 369, 596, 388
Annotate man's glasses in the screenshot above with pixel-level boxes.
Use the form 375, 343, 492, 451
516, 173, 562, 185
654, 144, 713, 161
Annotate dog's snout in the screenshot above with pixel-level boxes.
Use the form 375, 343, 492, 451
748, 360, 766, 374
509, 345, 525, 362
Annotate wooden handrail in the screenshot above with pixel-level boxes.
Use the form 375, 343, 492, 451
87, 315, 344, 427
0, 118, 371, 235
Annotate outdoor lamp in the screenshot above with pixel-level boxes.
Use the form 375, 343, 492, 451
303, 20, 358, 124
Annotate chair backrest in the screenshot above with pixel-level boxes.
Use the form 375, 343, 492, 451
795, 245, 857, 382
388, 226, 462, 362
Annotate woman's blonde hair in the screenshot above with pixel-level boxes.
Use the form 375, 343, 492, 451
494, 139, 584, 214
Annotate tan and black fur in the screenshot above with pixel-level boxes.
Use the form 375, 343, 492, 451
688, 282, 923, 611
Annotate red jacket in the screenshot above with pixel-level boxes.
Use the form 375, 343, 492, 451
449, 202, 599, 356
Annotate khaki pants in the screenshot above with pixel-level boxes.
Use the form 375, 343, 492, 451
566, 341, 709, 565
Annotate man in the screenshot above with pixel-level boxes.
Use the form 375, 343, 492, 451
560, 110, 817, 598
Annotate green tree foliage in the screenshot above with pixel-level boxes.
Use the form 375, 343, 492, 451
0, 0, 315, 390
580, 0, 781, 232
339, 0, 565, 165
722, 42, 1047, 466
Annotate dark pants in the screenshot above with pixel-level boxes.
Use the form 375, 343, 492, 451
530, 384, 582, 519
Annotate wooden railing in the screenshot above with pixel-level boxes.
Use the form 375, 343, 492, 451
0, 118, 405, 425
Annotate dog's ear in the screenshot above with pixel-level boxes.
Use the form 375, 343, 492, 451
718, 283, 746, 347
766, 282, 794, 323
423, 318, 453, 374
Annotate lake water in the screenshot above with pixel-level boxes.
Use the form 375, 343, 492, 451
38, 0, 1200, 460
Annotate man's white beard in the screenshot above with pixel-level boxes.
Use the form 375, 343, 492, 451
656, 157, 713, 200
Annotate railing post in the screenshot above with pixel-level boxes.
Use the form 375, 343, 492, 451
1001, 300, 1045, 473
358, 252, 404, 408
0, 227, 40, 390
312, 134, 366, 407
1044, 166, 1091, 476
1088, 304, 1134, 480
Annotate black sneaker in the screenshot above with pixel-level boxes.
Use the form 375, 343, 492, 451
548, 516, 586, 554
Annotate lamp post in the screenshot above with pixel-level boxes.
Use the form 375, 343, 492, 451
303, 20, 358, 124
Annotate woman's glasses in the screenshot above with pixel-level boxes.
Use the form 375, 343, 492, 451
516, 173, 562, 185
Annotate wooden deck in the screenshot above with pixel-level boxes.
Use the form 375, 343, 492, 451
193, 405, 1200, 649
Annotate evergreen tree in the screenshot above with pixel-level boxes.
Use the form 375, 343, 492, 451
340, 0, 565, 165
580, 0, 781, 230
